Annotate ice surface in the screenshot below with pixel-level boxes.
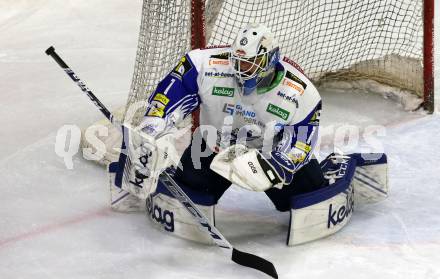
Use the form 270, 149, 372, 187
0, 1, 439, 279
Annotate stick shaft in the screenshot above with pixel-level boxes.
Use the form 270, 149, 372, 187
45, 46, 115, 123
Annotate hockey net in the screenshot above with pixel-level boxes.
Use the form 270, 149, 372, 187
81, 0, 434, 166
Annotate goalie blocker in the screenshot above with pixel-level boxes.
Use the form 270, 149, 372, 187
109, 150, 388, 245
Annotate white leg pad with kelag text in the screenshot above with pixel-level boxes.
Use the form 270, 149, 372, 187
146, 179, 217, 245
287, 153, 388, 246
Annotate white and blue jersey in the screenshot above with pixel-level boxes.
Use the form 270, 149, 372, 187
143, 46, 322, 172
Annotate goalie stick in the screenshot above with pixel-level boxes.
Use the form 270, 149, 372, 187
45, 46, 278, 279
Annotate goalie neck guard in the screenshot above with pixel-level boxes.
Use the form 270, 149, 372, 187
230, 23, 280, 95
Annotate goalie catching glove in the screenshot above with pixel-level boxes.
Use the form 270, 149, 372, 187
210, 145, 295, 192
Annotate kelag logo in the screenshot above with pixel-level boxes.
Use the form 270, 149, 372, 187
327, 186, 354, 229
266, 103, 290, 120
213, 86, 234, 97
146, 195, 175, 232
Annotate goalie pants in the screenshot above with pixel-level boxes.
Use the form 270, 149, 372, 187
173, 138, 325, 212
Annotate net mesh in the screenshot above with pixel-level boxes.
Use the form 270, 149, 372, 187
208, 0, 423, 93
125, 0, 423, 127
124, 0, 192, 126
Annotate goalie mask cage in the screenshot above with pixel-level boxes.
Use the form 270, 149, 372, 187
82, 0, 434, 165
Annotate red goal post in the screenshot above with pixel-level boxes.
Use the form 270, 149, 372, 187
423, 0, 434, 112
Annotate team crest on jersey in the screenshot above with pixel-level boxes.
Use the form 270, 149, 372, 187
171, 55, 192, 80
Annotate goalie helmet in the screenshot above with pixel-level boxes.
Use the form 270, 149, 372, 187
230, 23, 280, 95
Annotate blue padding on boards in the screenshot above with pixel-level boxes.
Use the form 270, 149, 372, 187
155, 175, 217, 206
290, 157, 357, 209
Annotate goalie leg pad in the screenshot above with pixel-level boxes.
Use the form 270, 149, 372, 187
146, 175, 217, 244
109, 125, 180, 204
350, 153, 388, 204
286, 152, 388, 246
108, 161, 145, 212
287, 155, 357, 246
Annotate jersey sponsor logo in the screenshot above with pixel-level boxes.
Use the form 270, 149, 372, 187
213, 86, 234, 97
327, 185, 354, 229
147, 108, 164, 118
205, 71, 235, 78
153, 93, 170, 105
223, 104, 266, 128
146, 195, 175, 232
222, 103, 265, 128
283, 80, 305, 95
285, 71, 307, 89
208, 51, 230, 66
208, 59, 230, 66
222, 103, 235, 115
282, 57, 305, 74
235, 104, 255, 118
172, 55, 192, 79
294, 141, 312, 153
146, 101, 165, 118
266, 103, 290, 120
209, 52, 230, 59
223, 103, 256, 118
277, 91, 299, 107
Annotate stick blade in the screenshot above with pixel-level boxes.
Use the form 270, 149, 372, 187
231, 248, 278, 278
